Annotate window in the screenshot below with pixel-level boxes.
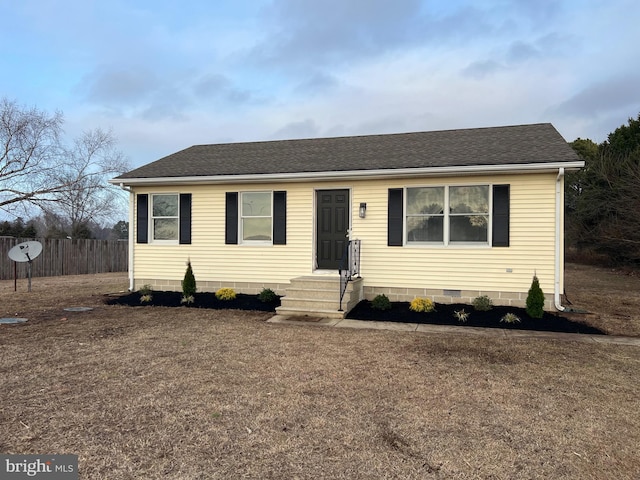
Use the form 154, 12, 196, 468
241, 191, 272, 242
406, 187, 444, 242
226, 191, 286, 245
136, 193, 191, 245
151, 194, 179, 241
449, 186, 489, 242
406, 185, 490, 245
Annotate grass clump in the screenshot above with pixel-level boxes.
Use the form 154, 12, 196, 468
453, 309, 470, 322
139, 284, 153, 303
215, 288, 237, 301
500, 312, 521, 324
180, 295, 195, 305
472, 295, 493, 311
409, 297, 435, 313
371, 294, 392, 311
526, 275, 545, 319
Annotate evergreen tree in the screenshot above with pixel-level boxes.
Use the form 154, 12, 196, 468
525, 275, 545, 319
182, 261, 197, 298
23, 222, 38, 238
568, 113, 640, 265
0, 221, 11, 236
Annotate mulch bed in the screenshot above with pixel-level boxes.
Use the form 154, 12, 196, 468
106, 290, 605, 335
105, 291, 280, 312
347, 301, 605, 335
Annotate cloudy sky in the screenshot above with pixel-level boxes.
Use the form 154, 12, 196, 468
1, 0, 639, 169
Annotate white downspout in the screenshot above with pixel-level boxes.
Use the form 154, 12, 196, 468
554, 168, 565, 311
119, 183, 135, 292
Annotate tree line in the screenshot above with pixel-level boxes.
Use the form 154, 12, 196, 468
0, 216, 128, 240
566, 113, 640, 266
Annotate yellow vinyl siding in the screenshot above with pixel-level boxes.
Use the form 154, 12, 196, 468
131, 172, 561, 298
351, 173, 558, 295
134, 183, 314, 285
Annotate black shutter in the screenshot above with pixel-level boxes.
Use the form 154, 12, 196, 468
136, 194, 148, 244
179, 193, 192, 244
225, 192, 238, 244
388, 188, 404, 246
273, 191, 286, 245
492, 184, 510, 247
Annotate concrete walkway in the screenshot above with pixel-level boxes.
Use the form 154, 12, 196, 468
267, 315, 640, 347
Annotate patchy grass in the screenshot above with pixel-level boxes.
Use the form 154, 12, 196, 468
0, 268, 639, 479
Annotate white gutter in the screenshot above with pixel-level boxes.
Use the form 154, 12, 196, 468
118, 183, 135, 291
554, 168, 565, 311
110, 161, 585, 187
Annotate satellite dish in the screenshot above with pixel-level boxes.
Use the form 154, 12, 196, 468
8, 241, 42, 263
8, 241, 42, 292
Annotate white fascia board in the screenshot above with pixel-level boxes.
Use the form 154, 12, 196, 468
109, 161, 585, 187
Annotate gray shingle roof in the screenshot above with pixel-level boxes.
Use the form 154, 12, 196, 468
114, 123, 580, 181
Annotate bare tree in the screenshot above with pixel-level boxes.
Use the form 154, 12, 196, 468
45, 128, 129, 235
0, 97, 65, 210
1, 98, 129, 234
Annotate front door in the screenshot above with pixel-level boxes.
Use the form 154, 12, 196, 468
316, 189, 350, 270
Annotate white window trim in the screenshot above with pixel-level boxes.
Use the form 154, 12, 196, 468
239, 190, 274, 245
150, 193, 180, 244
405, 184, 492, 247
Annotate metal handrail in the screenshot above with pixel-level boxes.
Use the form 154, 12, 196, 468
338, 239, 361, 311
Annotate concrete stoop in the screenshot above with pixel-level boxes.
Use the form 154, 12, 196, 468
276, 276, 364, 319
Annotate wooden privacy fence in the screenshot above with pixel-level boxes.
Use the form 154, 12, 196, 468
0, 237, 128, 280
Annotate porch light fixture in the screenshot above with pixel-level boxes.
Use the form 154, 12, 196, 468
359, 202, 367, 218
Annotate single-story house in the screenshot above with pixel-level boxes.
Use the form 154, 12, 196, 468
110, 123, 583, 317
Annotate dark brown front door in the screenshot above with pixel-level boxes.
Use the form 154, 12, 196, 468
316, 189, 349, 269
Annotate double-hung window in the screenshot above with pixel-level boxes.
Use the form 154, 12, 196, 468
240, 191, 272, 243
136, 193, 191, 244
406, 185, 490, 245
151, 194, 179, 242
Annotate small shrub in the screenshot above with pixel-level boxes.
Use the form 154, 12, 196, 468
472, 295, 493, 311
215, 287, 237, 301
181, 295, 195, 305
409, 297, 435, 313
453, 309, 470, 322
139, 284, 153, 296
182, 261, 197, 298
526, 275, 545, 319
371, 294, 392, 311
140, 294, 153, 303
258, 288, 278, 303
500, 312, 521, 324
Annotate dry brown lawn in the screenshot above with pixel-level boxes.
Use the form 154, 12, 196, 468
1, 267, 639, 479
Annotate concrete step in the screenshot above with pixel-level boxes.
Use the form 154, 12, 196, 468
280, 297, 342, 311
284, 287, 341, 301
280, 276, 364, 317
288, 276, 341, 291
